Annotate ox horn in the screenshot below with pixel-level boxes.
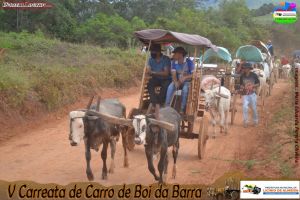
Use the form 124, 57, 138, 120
148, 118, 175, 132
86, 96, 94, 109
215, 92, 229, 99
85, 110, 133, 127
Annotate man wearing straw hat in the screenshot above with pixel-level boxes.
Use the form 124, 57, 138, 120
240, 62, 260, 128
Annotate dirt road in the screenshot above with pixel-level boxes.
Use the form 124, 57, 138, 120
0, 80, 291, 185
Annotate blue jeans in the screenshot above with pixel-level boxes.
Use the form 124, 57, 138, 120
165, 81, 190, 112
243, 93, 258, 124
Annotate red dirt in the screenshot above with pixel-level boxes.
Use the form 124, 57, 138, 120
0, 80, 297, 185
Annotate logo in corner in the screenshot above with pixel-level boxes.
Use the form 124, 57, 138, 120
273, 2, 298, 24
242, 184, 261, 195
1, 1, 54, 10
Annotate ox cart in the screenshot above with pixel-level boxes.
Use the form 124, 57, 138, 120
200, 47, 237, 125
251, 40, 275, 96
126, 29, 217, 159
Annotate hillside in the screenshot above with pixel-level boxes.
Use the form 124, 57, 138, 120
0, 31, 144, 117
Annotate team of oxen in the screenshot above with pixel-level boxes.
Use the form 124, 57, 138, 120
68, 54, 294, 185
69, 96, 181, 183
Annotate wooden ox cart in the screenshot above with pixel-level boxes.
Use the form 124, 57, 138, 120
126, 29, 217, 159
199, 47, 238, 125
251, 40, 275, 96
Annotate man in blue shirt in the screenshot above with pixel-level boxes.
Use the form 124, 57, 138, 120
146, 44, 171, 117
165, 47, 194, 114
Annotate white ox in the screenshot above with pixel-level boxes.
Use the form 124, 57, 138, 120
252, 68, 267, 96
204, 86, 231, 136
69, 110, 85, 145
282, 64, 291, 79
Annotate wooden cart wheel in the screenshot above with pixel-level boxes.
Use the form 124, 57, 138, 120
126, 108, 140, 151
198, 116, 208, 159
231, 93, 237, 125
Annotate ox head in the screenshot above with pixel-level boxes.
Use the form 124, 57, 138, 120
132, 115, 147, 145
203, 87, 229, 111
69, 111, 85, 146
132, 114, 176, 145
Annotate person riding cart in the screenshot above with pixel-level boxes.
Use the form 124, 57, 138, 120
240, 62, 260, 128
165, 46, 194, 114
146, 44, 171, 118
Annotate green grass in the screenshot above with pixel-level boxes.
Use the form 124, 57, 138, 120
0, 31, 145, 111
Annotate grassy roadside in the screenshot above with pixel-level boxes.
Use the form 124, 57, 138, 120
232, 80, 297, 178
0, 31, 144, 115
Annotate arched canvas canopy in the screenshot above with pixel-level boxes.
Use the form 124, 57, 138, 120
200, 46, 232, 63
134, 29, 217, 51
251, 40, 271, 56
236, 45, 264, 62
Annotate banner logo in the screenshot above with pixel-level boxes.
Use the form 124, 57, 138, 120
240, 181, 300, 199
1, 1, 54, 10
273, 2, 297, 24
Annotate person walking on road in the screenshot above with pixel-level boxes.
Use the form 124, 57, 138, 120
240, 62, 260, 128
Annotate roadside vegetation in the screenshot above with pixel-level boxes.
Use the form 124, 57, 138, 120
231, 81, 297, 178
0, 0, 299, 118
0, 31, 144, 112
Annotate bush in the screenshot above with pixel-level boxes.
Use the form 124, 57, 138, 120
0, 32, 145, 112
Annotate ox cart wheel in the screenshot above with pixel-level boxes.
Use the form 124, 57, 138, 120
126, 108, 140, 151
198, 116, 208, 159
230, 92, 237, 125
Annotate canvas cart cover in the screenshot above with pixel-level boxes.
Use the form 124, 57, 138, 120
236, 45, 264, 62
251, 40, 271, 56
134, 29, 217, 50
200, 46, 232, 63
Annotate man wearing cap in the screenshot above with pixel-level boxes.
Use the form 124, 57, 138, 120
146, 44, 171, 117
165, 46, 194, 114
240, 62, 260, 128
